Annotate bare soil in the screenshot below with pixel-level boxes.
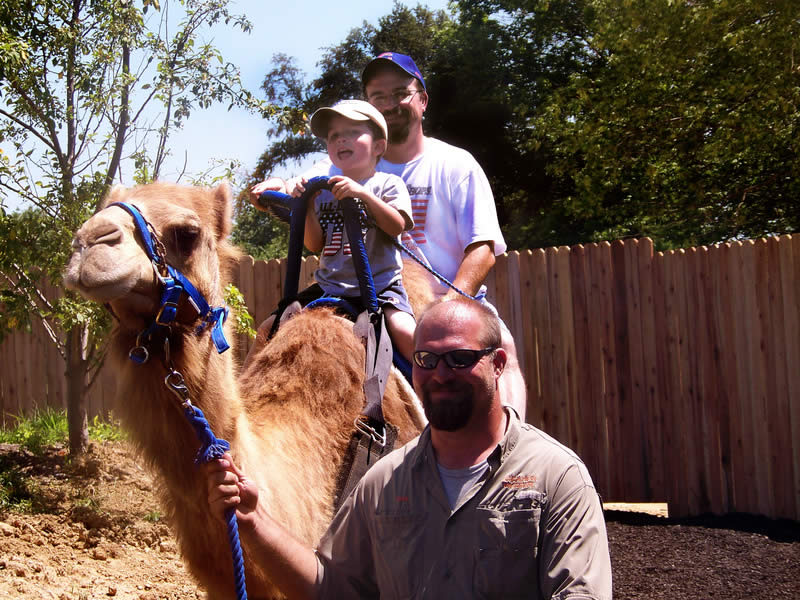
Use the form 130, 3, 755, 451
1, 441, 798, 599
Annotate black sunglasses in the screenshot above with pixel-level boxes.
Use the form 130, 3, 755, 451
412, 347, 496, 370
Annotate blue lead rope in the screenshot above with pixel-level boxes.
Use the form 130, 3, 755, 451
185, 404, 248, 600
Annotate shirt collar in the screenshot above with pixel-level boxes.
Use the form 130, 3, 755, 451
414, 406, 522, 471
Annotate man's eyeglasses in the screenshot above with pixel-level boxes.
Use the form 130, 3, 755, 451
368, 89, 424, 108
413, 347, 496, 370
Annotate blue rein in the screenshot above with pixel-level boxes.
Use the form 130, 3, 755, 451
109, 201, 247, 600
265, 176, 379, 313
258, 179, 480, 302
260, 177, 412, 383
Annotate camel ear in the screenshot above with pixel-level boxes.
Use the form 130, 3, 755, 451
97, 184, 127, 213
211, 182, 233, 241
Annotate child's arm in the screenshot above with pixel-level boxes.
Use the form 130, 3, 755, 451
287, 178, 324, 254
328, 176, 406, 237
303, 201, 324, 253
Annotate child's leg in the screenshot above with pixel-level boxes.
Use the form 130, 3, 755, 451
383, 306, 416, 363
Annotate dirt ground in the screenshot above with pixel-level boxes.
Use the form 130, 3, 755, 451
1, 441, 798, 600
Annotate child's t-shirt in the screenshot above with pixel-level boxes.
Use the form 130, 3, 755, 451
313, 170, 413, 297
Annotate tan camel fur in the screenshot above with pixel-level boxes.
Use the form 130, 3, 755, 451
64, 182, 427, 599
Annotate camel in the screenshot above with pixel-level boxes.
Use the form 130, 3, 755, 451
63, 181, 429, 599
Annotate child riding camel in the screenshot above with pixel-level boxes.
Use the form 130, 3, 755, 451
255, 99, 416, 361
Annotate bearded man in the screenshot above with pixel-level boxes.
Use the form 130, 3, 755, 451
207, 299, 612, 599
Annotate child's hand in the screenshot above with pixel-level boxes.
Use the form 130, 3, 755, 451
289, 177, 308, 198
328, 175, 367, 201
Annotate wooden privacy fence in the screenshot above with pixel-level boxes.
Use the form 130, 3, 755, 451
1, 235, 798, 521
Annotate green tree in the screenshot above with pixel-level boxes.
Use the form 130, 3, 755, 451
532, 0, 800, 247
0, 0, 278, 454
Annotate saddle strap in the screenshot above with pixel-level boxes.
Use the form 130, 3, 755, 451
333, 421, 398, 513
329, 310, 398, 513
354, 310, 394, 423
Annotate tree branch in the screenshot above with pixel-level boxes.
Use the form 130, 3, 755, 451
0, 267, 65, 358
104, 41, 130, 195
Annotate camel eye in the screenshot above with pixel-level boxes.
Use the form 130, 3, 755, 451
170, 226, 200, 257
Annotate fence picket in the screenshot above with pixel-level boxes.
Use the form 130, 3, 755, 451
696, 246, 724, 514
710, 244, 734, 513
545, 247, 568, 444
624, 240, 648, 501
610, 242, 631, 499
596, 242, 622, 500
569, 245, 596, 471
504, 251, 525, 372
779, 235, 800, 518
683, 247, 705, 514
518, 251, 540, 418
751, 239, 774, 516
660, 251, 686, 516
731, 241, 759, 514
528, 249, 550, 430
637, 239, 663, 500
585, 243, 612, 496
766, 236, 793, 518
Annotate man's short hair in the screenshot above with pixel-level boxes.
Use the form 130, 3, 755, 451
416, 298, 502, 350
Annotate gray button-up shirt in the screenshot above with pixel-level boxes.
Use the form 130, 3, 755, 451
316, 409, 612, 599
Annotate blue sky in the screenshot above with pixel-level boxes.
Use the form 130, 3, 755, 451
160, 0, 454, 187
1, 1, 452, 211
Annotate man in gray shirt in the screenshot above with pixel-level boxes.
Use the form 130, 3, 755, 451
207, 298, 612, 599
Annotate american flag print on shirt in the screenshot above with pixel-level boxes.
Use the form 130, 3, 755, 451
403, 186, 432, 246
317, 199, 369, 257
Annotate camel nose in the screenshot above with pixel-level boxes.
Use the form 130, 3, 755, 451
74, 217, 124, 250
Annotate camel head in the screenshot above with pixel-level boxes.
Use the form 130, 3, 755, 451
64, 182, 241, 335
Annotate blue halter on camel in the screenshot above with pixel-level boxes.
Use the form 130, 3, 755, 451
108, 201, 249, 600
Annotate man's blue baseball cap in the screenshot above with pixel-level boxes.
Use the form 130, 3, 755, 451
362, 52, 426, 90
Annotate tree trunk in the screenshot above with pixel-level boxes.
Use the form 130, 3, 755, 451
65, 324, 90, 455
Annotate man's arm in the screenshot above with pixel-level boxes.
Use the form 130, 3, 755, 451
206, 455, 320, 600
447, 240, 495, 299
539, 464, 613, 599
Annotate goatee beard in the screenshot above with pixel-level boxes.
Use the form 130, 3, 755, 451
384, 107, 413, 145
422, 386, 474, 432
388, 121, 411, 145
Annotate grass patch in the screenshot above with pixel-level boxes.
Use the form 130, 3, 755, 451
0, 466, 35, 512
0, 407, 68, 454
0, 408, 126, 454
89, 414, 126, 443
144, 510, 162, 523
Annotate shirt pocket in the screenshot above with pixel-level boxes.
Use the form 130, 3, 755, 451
373, 512, 427, 600
473, 506, 542, 599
